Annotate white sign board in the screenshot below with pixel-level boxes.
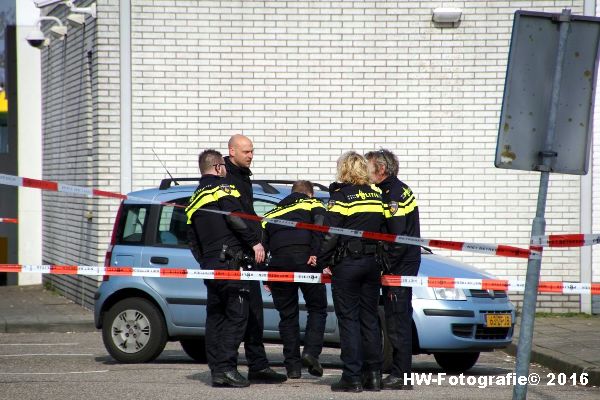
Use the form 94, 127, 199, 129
495, 11, 600, 175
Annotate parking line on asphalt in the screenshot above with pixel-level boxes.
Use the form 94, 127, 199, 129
0, 370, 109, 375
0, 353, 93, 357
0, 343, 79, 346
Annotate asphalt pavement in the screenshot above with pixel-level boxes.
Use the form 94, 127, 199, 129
1, 284, 599, 386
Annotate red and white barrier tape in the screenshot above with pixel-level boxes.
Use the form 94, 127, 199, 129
1, 264, 598, 295
531, 234, 600, 248
0, 173, 540, 260
0, 218, 18, 224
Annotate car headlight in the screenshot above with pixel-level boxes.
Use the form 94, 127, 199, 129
432, 288, 467, 301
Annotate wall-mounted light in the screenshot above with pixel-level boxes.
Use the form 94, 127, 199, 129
34, 1, 97, 28
26, 16, 67, 48
66, 1, 97, 21
67, 2, 97, 27
66, 13, 86, 27
432, 8, 462, 27
33, 0, 66, 7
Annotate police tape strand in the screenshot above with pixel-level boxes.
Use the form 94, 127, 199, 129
531, 233, 600, 248
0, 173, 550, 260
0, 218, 18, 224
0, 264, 599, 295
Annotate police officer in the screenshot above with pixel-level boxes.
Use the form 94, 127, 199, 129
186, 149, 267, 387
223, 134, 287, 384
318, 151, 386, 392
262, 180, 327, 379
366, 149, 420, 390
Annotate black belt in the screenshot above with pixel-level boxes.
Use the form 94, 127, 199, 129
272, 244, 310, 254
343, 240, 377, 258
200, 258, 239, 271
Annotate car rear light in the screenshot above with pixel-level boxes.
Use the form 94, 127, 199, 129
103, 202, 124, 281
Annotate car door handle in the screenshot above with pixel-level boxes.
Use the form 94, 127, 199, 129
150, 256, 169, 265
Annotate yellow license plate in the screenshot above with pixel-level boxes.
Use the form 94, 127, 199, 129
485, 314, 512, 328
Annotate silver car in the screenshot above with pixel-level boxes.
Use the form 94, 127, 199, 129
94, 179, 515, 372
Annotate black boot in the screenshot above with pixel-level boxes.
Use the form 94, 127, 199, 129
361, 370, 382, 391
381, 374, 412, 390
287, 368, 301, 379
331, 376, 362, 392
301, 354, 323, 377
248, 367, 288, 383
212, 370, 250, 388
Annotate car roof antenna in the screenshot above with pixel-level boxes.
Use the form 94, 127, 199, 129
152, 148, 179, 186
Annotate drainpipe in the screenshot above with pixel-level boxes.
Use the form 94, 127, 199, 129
120, 0, 132, 194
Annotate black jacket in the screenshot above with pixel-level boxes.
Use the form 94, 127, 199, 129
318, 183, 385, 265
224, 156, 261, 236
377, 175, 421, 274
185, 175, 260, 264
262, 192, 325, 268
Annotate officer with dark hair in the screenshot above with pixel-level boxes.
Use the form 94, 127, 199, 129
223, 134, 287, 384
365, 148, 421, 390
262, 180, 327, 379
318, 151, 386, 393
186, 149, 285, 387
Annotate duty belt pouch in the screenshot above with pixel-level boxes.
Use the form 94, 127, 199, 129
346, 240, 363, 259
331, 245, 345, 266
376, 241, 392, 273
218, 244, 252, 270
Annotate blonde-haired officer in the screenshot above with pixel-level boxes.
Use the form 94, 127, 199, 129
318, 151, 386, 392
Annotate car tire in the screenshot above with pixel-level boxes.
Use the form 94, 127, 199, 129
378, 308, 393, 373
102, 297, 167, 363
180, 338, 207, 363
433, 352, 480, 372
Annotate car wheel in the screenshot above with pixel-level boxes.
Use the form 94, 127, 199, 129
180, 338, 207, 363
102, 297, 167, 363
378, 308, 393, 373
433, 352, 480, 372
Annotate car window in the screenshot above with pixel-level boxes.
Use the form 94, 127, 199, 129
156, 198, 190, 247
118, 205, 150, 244
253, 199, 276, 216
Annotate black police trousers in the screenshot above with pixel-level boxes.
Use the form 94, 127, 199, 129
269, 277, 327, 372
243, 280, 271, 372
204, 278, 249, 373
203, 261, 270, 373
382, 284, 413, 378
331, 255, 382, 381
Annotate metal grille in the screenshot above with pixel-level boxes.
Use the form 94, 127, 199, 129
452, 322, 512, 340
475, 326, 511, 340
469, 289, 508, 298
451, 324, 474, 338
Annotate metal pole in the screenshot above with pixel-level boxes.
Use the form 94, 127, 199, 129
512, 9, 571, 400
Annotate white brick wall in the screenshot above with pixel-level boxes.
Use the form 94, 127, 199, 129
41, 0, 121, 308
127, 0, 585, 312
41, 0, 595, 312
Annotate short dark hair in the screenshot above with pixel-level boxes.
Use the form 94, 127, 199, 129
292, 180, 314, 196
198, 149, 223, 174
365, 148, 399, 177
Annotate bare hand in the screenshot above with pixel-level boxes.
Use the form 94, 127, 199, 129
253, 243, 265, 264
307, 256, 317, 267
263, 284, 271, 293
322, 267, 332, 275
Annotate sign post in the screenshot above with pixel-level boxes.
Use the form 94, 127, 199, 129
495, 9, 600, 400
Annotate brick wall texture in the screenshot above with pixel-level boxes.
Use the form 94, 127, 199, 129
40, 0, 598, 312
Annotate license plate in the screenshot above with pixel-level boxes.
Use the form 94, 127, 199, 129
485, 314, 512, 328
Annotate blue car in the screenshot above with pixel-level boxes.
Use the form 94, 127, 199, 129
94, 179, 515, 372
